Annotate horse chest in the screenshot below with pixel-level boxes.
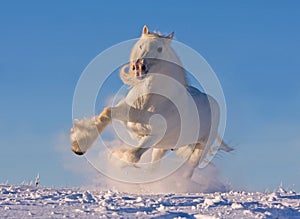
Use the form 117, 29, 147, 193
125, 122, 151, 137
125, 78, 154, 111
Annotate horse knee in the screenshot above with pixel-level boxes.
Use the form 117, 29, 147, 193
99, 107, 112, 122
95, 107, 112, 134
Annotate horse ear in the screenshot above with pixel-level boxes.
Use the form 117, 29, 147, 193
168, 32, 174, 39
142, 25, 149, 35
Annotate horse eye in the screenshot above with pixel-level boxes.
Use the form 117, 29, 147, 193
157, 47, 163, 53
139, 45, 142, 49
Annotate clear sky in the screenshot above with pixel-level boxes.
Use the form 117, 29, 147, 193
0, 1, 299, 191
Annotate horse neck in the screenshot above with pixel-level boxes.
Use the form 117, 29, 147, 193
160, 48, 187, 86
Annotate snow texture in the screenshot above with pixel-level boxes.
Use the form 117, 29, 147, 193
1, 184, 300, 218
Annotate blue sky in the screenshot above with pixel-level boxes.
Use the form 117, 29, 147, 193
0, 1, 299, 191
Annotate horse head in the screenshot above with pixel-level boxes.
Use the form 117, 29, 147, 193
120, 25, 186, 86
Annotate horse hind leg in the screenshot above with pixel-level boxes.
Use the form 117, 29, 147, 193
176, 143, 204, 178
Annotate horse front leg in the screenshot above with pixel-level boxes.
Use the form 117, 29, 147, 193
70, 107, 113, 155
70, 100, 154, 155
110, 134, 163, 168
144, 148, 168, 171
151, 148, 168, 163
110, 111, 167, 167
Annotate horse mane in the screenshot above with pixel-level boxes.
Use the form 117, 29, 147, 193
146, 30, 174, 39
120, 64, 140, 86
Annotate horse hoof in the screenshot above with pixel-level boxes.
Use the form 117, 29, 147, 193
70, 117, 100, 155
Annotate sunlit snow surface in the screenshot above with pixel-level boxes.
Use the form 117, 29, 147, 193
1, 185, 300, 218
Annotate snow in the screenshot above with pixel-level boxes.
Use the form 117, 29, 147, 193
0, 184, 300, 218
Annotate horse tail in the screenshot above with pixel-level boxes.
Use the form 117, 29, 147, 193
217, 135, 233, 152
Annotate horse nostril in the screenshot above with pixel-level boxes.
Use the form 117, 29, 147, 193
132, 65, 135, 71
141, 65, 146, 71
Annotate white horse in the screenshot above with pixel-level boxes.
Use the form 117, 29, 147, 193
70, 26, 232, 177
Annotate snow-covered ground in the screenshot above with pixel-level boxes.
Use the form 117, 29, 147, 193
1, 184, 300, 218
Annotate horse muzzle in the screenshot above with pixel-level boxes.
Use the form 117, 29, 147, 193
131, 59, 148, 79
